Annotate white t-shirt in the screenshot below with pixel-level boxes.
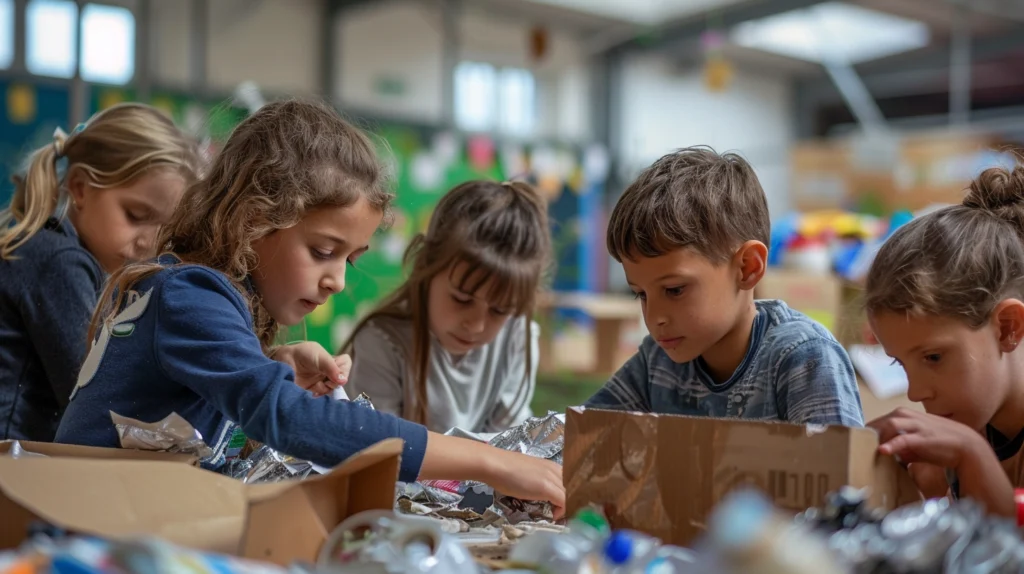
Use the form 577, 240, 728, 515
340, 315, 538, 433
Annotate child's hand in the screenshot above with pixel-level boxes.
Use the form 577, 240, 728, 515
485, 450, 566, 518
907, 462, 951, 499
867, 407, 985, 469
869, 407, 1015, 517
270, 342, 350, 398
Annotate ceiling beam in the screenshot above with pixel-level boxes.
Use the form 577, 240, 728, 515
796, 28, 1024, 104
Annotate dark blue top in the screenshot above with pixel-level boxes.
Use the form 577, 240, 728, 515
54, 259, 428, 482
0, 218, 104, 441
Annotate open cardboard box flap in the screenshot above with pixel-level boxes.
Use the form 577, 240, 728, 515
0, 438, 404, 565
0, 439, 198, 465
563, 407, 919, 546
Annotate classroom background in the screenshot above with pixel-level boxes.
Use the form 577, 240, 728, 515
3, 0, 1024, 420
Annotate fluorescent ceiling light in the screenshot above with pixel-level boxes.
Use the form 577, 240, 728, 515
524, 0, 745, 25
731, 2, 930, 64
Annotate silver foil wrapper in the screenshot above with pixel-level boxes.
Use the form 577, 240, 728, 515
110, 411, 214, 460
352, 392, 376, 410
487, 412, 564, 462
7, 441, 46, 459
800, 488, 1024, 573
400, 413, 565, 526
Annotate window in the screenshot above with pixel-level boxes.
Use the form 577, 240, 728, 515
455, 60, 537, 136
455, 61, 497, 132
26, 0, 78, 78
0, 0, 12, 69
80, 3, 135, 84
498, 68, 536, 136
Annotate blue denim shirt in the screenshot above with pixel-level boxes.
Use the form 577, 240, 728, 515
0, 218, 104, 441
586, 299, 864, 427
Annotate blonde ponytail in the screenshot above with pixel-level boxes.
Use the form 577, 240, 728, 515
0, 104, 201, 262
0, 130, 67, 260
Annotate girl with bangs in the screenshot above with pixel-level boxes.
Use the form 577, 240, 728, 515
342, 181, 551, 433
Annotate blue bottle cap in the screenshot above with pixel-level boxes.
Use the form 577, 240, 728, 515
603, 531, 633, 565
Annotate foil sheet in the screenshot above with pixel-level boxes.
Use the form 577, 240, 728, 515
400, 413, 565, 527
352, 392, 376, 410
7, 441, 46, 459
110, 411, 214, 460
487, 412, 564, 462
798, 487, 1024, 573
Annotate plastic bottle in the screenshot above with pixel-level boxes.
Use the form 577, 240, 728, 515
704, 490, 847, 574
508, 508, 610, 574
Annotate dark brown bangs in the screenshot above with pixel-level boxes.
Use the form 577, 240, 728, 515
448, 250, 539, 314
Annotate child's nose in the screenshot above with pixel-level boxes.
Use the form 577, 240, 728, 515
321, 269, 345, 293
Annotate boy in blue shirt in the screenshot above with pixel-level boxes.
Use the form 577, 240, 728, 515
586, 147, 863, 427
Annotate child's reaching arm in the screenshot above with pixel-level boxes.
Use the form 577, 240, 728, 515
153, 268, 564, 510
776, 337, 864, 427
869, 408, 1015, 518
155, 267, 428, 481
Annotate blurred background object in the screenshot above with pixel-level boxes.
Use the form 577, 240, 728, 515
2, 0, 1020, 414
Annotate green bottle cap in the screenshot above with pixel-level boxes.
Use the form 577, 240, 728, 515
574, 508, 610, 534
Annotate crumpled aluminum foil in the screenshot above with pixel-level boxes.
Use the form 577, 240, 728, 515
402, 413, 565, 527
7, 441, 46, 459
352, 392, 376, 410
488, 412, 565, 463
110, 411, 214, 460
798, 487, 1024, 573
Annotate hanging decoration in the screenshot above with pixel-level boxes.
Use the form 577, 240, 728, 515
467, 135, 496, 172
701, 25, 734, 93
529, 26, 550, 63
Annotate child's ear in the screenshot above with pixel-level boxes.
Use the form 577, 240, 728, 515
66, 168, 89, 207
734, 240, 768, 291
993, 298, 1024, 353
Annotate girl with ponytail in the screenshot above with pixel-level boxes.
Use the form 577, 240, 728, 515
0, 103, 200, 440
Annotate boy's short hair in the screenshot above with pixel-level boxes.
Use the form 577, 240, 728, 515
607, 146, 770, 263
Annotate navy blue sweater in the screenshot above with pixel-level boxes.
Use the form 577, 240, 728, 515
0, 218, 104, 441
55, 261, 428, 482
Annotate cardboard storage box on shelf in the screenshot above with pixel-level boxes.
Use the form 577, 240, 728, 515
0, 438, 403, 565
755, 270, 841, 333
563, 408, 919, 546
0, 440, 199, 464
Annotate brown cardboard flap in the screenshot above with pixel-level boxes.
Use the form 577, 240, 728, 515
0, 440, 198, 465
565, 407, 913, 546
240, 438, 404, 565
0, 438, 405, 564
0, 457, 246, 554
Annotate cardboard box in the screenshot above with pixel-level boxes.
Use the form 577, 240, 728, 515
0, 438, 403, 565
755, 271, 842, 332
563, 408, 918, 546
0, 440, 198, 465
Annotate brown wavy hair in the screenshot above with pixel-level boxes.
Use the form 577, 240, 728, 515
88, 99, 393, 351
866, 163, 1024, 326
0, 103, 200, 260
341, 180, 552, 426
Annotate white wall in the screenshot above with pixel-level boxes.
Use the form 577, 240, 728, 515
337, 0, 592, 140
151, 0, 324, 93
618, 52, 794, 218
336, 2, 445, 123
147, 0, 591, 140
